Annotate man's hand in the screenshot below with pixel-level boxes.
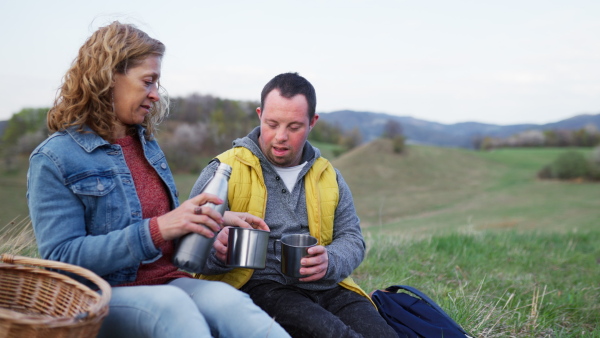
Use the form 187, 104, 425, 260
213, 212, 271, 263
298, 245, 328, 282
213, 226, 230, 263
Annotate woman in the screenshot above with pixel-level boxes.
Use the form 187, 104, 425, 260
27, 21, 289, 338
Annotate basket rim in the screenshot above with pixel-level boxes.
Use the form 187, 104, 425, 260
0, 254, 111, 324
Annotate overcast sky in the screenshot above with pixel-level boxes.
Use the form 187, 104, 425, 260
1, 0, 599, 125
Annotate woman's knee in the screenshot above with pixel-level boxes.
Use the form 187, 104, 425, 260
102, 285, 210, 338
156, 285, 199, 309
173, 278, 249, 304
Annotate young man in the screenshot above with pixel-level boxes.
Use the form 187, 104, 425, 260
191, 72, 396, 337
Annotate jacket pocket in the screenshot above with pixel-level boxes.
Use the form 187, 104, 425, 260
69, 175, 116, 196
68, 174, 119, 235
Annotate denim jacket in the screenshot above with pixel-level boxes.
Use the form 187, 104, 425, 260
27, 125, 179, 286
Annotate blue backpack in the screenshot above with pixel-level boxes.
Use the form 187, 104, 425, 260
371, 285, 472, 338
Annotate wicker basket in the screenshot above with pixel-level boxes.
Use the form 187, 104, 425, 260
0, 254, 111, 338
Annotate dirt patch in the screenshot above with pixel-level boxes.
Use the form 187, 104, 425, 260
476, 220, 519, 230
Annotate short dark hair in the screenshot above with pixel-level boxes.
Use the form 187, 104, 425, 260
260, 72, 317, 120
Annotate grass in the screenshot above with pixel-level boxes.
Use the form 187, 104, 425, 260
0, 217, 38, 258
2, 144, 598, 336
338, 144, 600, 336
336, 142, 599, 235
356, 230, 600, 337
0, 163, 29, 227
309, 140, 347, 160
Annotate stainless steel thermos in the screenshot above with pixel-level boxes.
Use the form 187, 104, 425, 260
173, 163, 232, 273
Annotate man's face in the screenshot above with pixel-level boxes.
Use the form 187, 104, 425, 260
256, 89, 318, 167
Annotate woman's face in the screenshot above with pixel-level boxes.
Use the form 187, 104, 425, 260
112, 55, 162, 139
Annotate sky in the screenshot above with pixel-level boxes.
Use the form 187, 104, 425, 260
1, 0, 599, 125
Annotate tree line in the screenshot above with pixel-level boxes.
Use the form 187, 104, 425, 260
0, 94, 365, 173
473, 125, 600, 150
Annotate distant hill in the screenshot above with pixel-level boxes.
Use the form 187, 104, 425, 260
319, 110, 600, 148
3, 105, 598, 149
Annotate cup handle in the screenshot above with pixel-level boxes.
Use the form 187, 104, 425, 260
273, 239, 281, 262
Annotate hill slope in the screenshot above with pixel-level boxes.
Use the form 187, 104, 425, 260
333, 141, 501, 228
332, 142, 599, 236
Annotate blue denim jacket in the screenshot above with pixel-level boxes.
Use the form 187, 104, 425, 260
27, 125, 179, 286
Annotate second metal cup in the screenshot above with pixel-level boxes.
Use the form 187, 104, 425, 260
274, 234, 318, 278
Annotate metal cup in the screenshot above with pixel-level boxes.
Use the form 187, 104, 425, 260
274, 234, 318, 277
226, 227, 269, 269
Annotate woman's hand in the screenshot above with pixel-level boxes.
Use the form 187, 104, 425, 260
223, 211, 269, 231
156, 193, 224, 241
213, 212, 270, 262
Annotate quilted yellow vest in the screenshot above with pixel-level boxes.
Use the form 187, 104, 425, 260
195, 146, 373, 304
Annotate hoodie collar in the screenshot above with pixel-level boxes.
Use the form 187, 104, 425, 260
236, 126, 319, 167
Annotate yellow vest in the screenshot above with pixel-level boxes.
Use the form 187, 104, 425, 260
195, 147, 373, 304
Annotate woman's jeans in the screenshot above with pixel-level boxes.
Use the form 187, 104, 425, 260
98, 278, 290, 338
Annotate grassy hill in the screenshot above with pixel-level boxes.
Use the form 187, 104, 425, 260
334, 141, 599, 236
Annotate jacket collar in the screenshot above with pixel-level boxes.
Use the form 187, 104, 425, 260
65, 124, 147, 153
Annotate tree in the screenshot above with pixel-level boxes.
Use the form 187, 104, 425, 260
382, 119, 403, 139
309, 120, 343, 144
161, 123, 210, 173
538, 151, 590, 180
1, 108, 49, 170
1, 108, 48, 147
381, 119, 405, 154
341, 127, 363, 150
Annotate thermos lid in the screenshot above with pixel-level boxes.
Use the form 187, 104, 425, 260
215, 163, 232, 177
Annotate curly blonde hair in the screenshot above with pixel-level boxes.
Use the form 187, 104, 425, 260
48, 21, 168, 142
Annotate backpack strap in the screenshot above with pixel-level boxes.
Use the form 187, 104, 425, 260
385, 285, 471, 337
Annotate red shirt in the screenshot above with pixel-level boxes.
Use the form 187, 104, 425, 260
114, 135, 190, 286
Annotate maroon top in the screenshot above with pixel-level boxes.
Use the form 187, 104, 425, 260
114, 135, 190, 286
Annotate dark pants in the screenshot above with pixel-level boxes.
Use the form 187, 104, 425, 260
240, 279, 397, 338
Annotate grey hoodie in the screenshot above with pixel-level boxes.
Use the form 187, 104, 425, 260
189, 127, 365, 291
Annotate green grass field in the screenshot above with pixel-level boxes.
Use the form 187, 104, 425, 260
357, 230, 599, 337
0, 164, 29, 230
336, 142, 599, 235
2, 144, 598, 336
